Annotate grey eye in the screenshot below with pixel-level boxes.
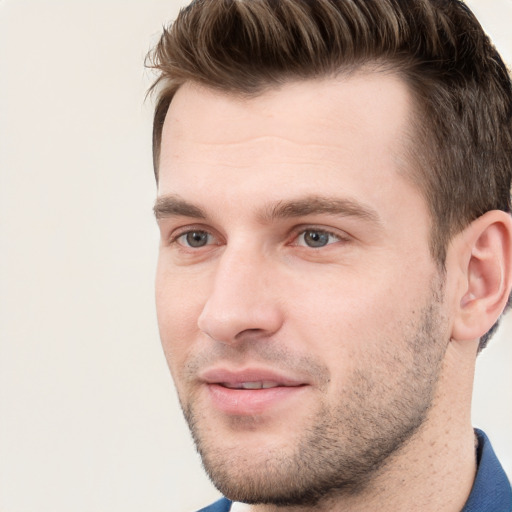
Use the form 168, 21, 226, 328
184, 231, 210, 248
302, 230, 332, 248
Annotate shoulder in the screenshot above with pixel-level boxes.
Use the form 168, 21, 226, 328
196, 497, 232, 512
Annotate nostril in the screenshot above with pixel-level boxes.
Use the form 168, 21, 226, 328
235, 328, 266, 339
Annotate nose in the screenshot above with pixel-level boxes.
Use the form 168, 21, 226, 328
197, 247, 284, 344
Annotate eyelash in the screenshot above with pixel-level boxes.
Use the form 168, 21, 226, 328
168, 226, 347, 250
168, 226, 219, 248
293, 228, 343, 248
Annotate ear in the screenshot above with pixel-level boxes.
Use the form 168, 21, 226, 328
451, 210, 512, 342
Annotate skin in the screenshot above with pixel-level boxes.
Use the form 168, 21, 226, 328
154, 74, 511, 511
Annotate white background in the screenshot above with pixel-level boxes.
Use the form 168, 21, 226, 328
0, 1, 511, 511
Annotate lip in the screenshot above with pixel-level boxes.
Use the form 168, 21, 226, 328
199, 367, 309, 416
200, 367, 308, 387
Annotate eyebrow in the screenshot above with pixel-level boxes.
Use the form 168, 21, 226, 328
154, 193, 381, 225
154, 195, 207, 220
261, 196, 381, 224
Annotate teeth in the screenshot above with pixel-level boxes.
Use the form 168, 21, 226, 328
221, 381, 279, 390
242, 382, 262, 389
222, 383, 241, 389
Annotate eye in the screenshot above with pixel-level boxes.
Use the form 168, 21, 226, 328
295, 229, 341, 248
176, 230, 215, 248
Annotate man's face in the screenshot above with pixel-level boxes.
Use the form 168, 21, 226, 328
155, 74, 451, 505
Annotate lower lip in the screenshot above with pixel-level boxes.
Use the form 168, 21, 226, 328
206, 384, 307, 415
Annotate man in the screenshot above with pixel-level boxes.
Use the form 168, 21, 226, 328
148, 0, 512, 510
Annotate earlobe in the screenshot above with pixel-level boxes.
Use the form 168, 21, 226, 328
451, 210, 512, 342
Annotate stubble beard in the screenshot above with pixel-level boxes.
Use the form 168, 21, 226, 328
180, 283, 449, 507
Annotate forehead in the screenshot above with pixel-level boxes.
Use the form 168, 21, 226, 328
158, 73, 417, 212
162, 72, 412, 148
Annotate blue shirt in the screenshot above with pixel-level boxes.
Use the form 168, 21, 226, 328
197, 429, 512, 512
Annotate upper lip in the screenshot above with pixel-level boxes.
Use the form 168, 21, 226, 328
199, 367, 308, 388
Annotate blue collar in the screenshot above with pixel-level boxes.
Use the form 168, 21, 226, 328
199, 429, 511, 512
197, 497, 232, 512
461, 429, 512, 511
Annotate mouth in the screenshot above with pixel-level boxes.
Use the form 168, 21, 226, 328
201, 367, 308, 388
220, 381, 289, 390
199, 368, 309, 415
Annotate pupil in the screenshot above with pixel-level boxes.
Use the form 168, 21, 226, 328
187, 231, 208, 247
305, 230, 329, 247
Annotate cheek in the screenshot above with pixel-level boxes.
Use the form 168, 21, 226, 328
289, 268, 393, 332
155, 267, 206, 370
287, 266, 429, 372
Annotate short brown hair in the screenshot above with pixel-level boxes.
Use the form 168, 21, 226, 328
147, 0, 512, 348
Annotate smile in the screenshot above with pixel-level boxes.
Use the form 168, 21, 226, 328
220, 381, 282, 390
